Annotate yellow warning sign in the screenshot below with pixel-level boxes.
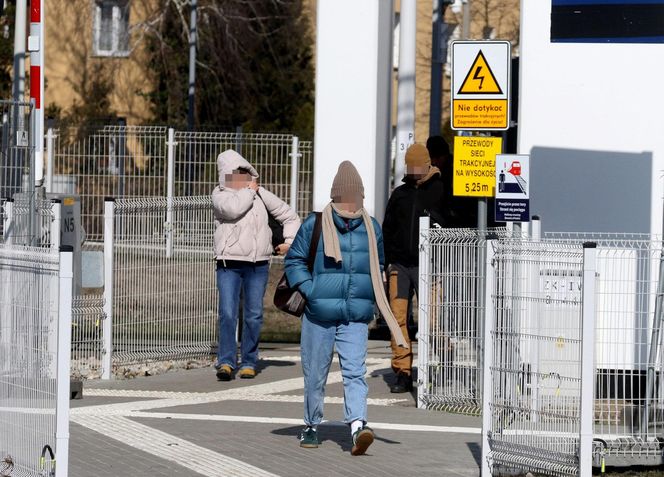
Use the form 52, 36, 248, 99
453, 100, 508, 129
453, 136, 502, 197
457, 51, 503, 95
451, 41, 511, 131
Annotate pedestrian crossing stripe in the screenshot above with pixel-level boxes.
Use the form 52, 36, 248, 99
457, 50, 503, 95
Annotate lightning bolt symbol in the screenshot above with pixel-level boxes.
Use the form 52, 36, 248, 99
473, 66, 485, 90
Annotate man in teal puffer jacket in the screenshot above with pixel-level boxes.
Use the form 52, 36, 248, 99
285, 161, 407, 456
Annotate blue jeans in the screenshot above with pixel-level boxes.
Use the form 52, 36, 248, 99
300, 315, 369, 426
216, 260, 269, 370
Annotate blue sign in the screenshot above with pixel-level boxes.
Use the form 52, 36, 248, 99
496, 199, 529, 223
495, 154, 530, 223
551, 1, 664, 43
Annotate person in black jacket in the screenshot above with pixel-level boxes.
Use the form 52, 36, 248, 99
426, 135, 478, 228
382, 143, 449, 393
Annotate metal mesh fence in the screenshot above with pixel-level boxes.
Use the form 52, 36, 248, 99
0, 198, 6, 240
296, 140, 314, 217
0, 100, 32, 201
0, 244, 59, 477
417, 229, 664, 474
485, 240, 585, 476
545, 233, 664, 467
1, 195, 58, 248
111, 196, 217, 366
52, 125, 169, 241
418, 227, 508, 415
71, 295, 106, 381
51, 126, 313, 241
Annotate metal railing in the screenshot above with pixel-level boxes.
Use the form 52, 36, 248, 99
0, 100, 33, 200
481, 239, 589, 476
71, 294, 106, 381
105, 196, 217, 370
0, 198, 7, 239
417, 224, 509, 415
545, 233, 664, 468
50, 125, 168, 242
49, 125, 313, 241
1, 195, 59, 247
478, 235, 664, 476
418, 225, 664, 475
0, 243, 72, 477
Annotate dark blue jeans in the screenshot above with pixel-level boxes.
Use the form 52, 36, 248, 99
216, 260, 269, 370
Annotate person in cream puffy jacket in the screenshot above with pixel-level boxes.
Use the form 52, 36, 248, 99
212, 149, 300, 381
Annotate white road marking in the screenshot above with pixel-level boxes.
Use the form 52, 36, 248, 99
82, 389, 408, 406
74, 360, 391, 416
83, 389, 206, 399
72, 414, 279, 477
72, 355, 476, 477
130, 411, 482, 434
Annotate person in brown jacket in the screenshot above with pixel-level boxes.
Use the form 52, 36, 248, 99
383, 143, 448, 393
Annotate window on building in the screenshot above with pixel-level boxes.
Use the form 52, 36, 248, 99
93, 0, 129, 57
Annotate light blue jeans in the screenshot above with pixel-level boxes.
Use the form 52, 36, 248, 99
216, 260, 269, 370
300, 315, 369, 426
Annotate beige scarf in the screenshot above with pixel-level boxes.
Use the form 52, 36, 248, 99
322, 203, 409, 349
415, 166, 441, 187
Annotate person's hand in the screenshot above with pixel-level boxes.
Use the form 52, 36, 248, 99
275, 243, 290, 256
247, 180, 258, 192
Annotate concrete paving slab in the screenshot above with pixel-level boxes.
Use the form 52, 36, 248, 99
69, 342, 482, 477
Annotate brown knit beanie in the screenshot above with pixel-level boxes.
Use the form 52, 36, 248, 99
405, 143, 431, 168
330, 161, 365, 200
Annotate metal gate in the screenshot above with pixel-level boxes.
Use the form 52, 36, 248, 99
545, 233, 664, 469
0, 100, 34, 239
417, 225, 509, 414
0, 100, 33, 198
481, 239, 588, 476
107, 196, 217, 369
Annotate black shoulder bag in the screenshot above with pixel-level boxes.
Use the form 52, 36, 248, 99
273, 212, 322, 317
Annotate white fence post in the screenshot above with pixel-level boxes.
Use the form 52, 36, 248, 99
55, 245, 73, 477
417, 215, 431, 409
481, 239, 497, 477
102, 199, 114, 379
166, 128, 176, 258
579, 242, 597, 477
47, 200, 62, 378
528, 215, 541, 420
531, 215, 541, 241
3, 199, 13, 244
51, 198, 61, 250
290, 136, 300, 215
45, 126, 54, 193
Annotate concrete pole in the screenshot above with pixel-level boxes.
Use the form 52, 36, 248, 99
13, 0, 26, 104
185, 0, 197, 197
462, 0, 471, 39
429, 0, 443, 137
459, 1, 487, 232
394, 0, 417, 187
187, 0, 197, 130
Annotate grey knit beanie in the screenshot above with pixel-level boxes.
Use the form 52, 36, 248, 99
330, 161, 365, 200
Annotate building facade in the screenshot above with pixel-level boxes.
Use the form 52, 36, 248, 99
44, 0, 160, 123
42, 0, 519, 135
